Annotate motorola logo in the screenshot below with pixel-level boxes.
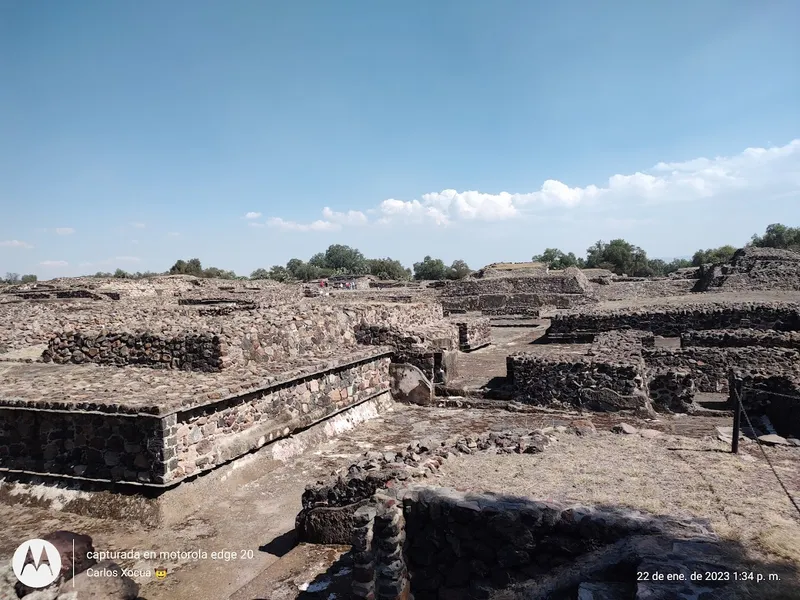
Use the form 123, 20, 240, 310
12, 539, 62, 588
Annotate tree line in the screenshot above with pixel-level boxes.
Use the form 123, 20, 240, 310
532, 223, 800, 278
4, 223, 796, 284
93, 246, 475, 283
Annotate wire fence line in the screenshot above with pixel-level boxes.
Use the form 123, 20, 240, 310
732, 385, 800, 519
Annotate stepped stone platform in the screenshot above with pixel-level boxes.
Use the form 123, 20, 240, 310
0, 347, 392, 487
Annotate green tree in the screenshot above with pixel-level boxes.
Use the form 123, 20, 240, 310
250, 268, 270, 280
664, 258, 692, 274
447, 259, 472, 280
532, 248, 584, 269
113, 268, 129, 278
323, 244, 369, 274
751, 223, 800, 250
691, 245, 737, 266
367, 258, 411, 280
169, 259, 187, 275
268, 265, 289, 282
585, 239, 652, 276
413, 256, 449, 280
4, 273, 20, 284
285, 258, 305, 278
21, 274, 37, 283
308, 252, 327, 268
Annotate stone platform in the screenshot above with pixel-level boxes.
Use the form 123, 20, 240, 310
0, 348, 392, 488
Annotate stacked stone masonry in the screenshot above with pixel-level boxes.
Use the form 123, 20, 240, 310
454, 318, 492, 351
1, 298, 442, 366
356, 486, 726, 600
440, 268, 595, 314
548, 302, 800, 338
681, 328, 800, 349
694, 246, 800, 292
729, 370, 800, 438
0, 352, 391, 484
507, 353, 652, 413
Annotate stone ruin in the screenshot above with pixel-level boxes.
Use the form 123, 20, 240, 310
440, 266, 594, 316
694, 246, 800, 292
2, 253, 800, 599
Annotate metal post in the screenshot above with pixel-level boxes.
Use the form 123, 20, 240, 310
731, 377, 742, 454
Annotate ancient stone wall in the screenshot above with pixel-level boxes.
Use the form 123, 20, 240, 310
507, 353, 650, 412
454, 318, 492, 351
548, 303, 800, 338
357, 486, 721, 600
694, 246, 800, 292
0, 410, 168, 484
42, 332, 227, 371
0, 353, 392, 485
729, 370, 800, 438
681, 329, 800, 349
440, 268, 594, 315
173, 356, 391, 479
1, 299, 442, 366
642, 347, 800, 393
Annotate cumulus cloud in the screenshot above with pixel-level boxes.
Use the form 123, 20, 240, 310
267, 217, 339, 232
263, 139, 800, 229
40, 260, 68, 267
55, 227, 75, 235
321, 207, 368, 226
244, 212, 262, 220
0, 240, 33, 248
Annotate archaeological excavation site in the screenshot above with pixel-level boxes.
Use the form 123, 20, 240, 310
1, 247, 800, 600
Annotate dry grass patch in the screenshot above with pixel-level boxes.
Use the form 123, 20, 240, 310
436, 431, 800, 570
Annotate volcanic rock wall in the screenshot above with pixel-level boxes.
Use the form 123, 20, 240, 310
507, 353, 651, 412
694, 247, 800, 292
440, 267, 595, 314
681, 329, 800, 349
548, 303, 800, 338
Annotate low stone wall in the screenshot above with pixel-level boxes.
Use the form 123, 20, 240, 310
0, 410, 169, 483
507, 353, 652, 413
355, 486, 722, 600
0, 353, 391, 485
642, 347, 800, 393
548, 303, 800, 338
42, 332, 227, 371
173, 356, 390, 479
0, 297, 443, 360
729, 370, 800, 438
681, 328, 800, 349
455, 318, 492, 351
442, 292, 593, 314
647, 370, 696, 413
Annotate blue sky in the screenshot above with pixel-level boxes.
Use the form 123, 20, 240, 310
1, 0, 799, 278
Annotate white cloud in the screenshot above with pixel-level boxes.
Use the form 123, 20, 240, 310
267, 217, 339, 232
55, 227, 75, 235
321, 207, 368, 226
130, 222, 146, 229
40, 260, 68, 267
244, 212, 262, 220
0, 240, 33, 248
264, 139, 800, 228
